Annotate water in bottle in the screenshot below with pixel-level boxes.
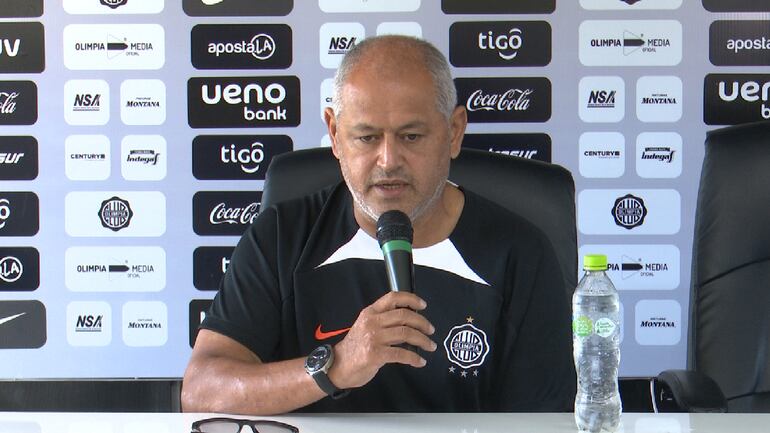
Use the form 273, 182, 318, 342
572, 254, 621, 433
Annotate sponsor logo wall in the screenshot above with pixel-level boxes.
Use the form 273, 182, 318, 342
0, 0, 748, 379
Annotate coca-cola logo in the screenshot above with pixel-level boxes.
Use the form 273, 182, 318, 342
465, 88, 533, 112
209, 202, 259, 225
193, 191, 263, 236
0, 92, 19, 114
455, 77, 551, 123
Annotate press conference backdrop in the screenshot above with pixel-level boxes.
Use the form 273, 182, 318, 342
0, 0, 765, 379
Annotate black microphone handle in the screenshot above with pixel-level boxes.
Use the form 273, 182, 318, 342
383, 249, 414, 293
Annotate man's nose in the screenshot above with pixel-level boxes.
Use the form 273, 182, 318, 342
376, 135, 403, 170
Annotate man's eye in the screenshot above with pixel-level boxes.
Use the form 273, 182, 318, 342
358, 135, 376, 143
403, 134, 421, 142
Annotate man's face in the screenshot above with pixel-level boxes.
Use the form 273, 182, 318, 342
325, 64, 466, 225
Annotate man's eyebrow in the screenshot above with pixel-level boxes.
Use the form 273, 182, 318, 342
350, 123, 380, 133
397, 121, 429, 131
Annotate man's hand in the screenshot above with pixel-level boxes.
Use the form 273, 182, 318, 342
328, 291, 437, 390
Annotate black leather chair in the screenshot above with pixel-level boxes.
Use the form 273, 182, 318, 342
262, 147, 577, 297
655, 120, 770, 412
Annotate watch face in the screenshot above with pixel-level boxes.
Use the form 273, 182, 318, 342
306, 345, 331, 373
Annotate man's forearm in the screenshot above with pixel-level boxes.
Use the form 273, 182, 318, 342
182, 355, 328, 415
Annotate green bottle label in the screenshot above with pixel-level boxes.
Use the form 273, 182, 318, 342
594, 318, 617, 338
573, 316, 593, 337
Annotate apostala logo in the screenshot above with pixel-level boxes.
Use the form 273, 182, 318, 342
0, 255, 22, 283
641, 147, 674, 163
98, 196, 133, 232
100, 0, 127, 9
443, 318, 490, 370
612, 193, 647, 229
209, 33, 276, 60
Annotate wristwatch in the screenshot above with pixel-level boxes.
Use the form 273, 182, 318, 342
305, 344, 350, 399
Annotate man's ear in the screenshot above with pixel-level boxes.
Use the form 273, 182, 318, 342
324, 107, 341, 159
449, 105, 467, 159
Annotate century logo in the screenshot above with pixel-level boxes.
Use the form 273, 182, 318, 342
99, 196, 133, 232
704, 74, 770, 125
193, 135, 293, 180
449, 21, 551, 67
455, 77, 551, 123
612, 194, 647, 230
191, 24, 292, 70
188, 76, 300, 128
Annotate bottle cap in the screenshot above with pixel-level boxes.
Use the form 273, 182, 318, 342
583, 254, 608, 271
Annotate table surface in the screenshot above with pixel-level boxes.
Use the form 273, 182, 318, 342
1, 412, 769, 433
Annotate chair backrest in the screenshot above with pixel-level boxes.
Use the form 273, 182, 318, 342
690, 120, 770, 411
262, 147, 577, 295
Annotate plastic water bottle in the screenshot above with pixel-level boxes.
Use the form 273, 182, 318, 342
572, 254, 621, 433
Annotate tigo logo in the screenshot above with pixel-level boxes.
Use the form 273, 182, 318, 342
64, 24, 165, 70
449, 21, 551, 67
189, 299, 213, 347
193, 246, 235, 291
579, 20, 682, 66
193, 135, 292, 180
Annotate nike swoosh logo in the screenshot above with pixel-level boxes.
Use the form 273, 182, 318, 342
315, 324, 351, 341
0, 312, 26, 326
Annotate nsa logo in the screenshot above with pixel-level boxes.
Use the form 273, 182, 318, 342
99, 196, 133, 232
101, 0, 127, 8
443, 319, 490, 370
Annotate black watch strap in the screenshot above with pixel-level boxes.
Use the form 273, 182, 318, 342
311, 371, 350, 399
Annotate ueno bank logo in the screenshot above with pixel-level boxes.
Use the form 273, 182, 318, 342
455, 77, 551, 123
442, 0, 555, 14
449, 21, 551, 67
188, 76, 300, 128
710, 21, 770, 66
0, 136, 38, 180
191, 24, 292, 70
193, 191, 262, 236
193, 135, 293, 180
704, 74, 770, 125
0, 22, 45, 73
64, 24, 165, 70
579, 20, 682, 66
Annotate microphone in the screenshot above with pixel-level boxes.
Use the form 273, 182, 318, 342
376, 210, 415, 293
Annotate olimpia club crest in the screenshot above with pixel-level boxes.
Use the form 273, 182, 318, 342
99, 196, 133, 232
443, 320, 490, 369
612, 193, 647, 230
101, 0, 127, 9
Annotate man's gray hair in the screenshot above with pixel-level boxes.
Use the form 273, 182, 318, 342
332, 35, 457, 120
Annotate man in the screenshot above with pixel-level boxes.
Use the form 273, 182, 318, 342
182, 35, 575, 414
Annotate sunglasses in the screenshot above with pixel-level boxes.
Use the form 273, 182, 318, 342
191, 417, 299, 433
